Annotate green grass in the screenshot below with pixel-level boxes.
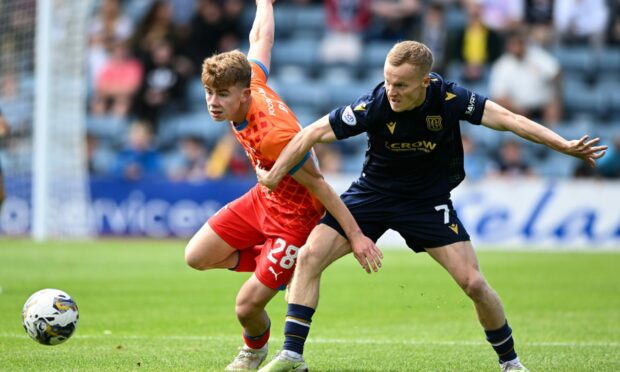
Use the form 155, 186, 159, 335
0, 239, 619, 371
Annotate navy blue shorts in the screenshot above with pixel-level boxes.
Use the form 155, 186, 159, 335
321, 182, 470, 253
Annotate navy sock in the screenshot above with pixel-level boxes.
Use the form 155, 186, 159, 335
283, 303, 315, 355
485, 320, 517, 363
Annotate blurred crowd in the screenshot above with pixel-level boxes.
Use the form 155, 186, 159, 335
1, 0, 620, 183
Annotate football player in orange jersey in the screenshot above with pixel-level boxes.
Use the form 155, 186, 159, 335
183, 0, 382, 370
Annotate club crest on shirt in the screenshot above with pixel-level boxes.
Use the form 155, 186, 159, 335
342, 106, 357, 126
426, 116, 443, 131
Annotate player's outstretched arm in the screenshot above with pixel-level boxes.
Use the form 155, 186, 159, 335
247, 0, 275, 72
481, 100, 608, 167
288, 158, 383, 273
257, 115, 336, 190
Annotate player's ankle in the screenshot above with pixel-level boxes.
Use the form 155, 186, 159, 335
281, 350, 302, 360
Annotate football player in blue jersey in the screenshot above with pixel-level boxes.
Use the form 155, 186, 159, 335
256, 41, 607, 372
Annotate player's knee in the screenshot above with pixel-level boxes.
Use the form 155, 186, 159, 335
184, 243, 210, 270
235, 297, 261, 323
295, 245, 322, 276
460, 274, 488, 300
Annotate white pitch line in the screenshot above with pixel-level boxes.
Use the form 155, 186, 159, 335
2, 333, 618, 348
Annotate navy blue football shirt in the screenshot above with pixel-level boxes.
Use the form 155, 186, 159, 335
328, 73, 487, 199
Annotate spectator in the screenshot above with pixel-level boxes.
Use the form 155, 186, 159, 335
114, 120, 162, 181
489, 29, 562, 125
168, 136, 209, 182
522, 0, 555, 47
370, 0, 421, 41
447, 0, 503, 82
133, 38, 188, 126
184, 0, 226, 72
85, 133, 115, 176
554, 0, 609, 49
131, 0, 180, 61
416, 2, 449, 74
477, 0, 523, 33
606, 0, 620, 45
319, 0, 372, 65
487, 139, 536, 178
88, 0, 134, 87
91, 41, 144, 117
204, 134, 252, 179
0, 72, 32, 136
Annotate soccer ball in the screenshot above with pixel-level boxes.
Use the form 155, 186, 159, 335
22, 289, 79, 345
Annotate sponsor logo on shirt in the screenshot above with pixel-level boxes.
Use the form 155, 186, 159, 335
384, 140, 437, 153
445, 92, 456, 101
342, 106, 357, 126
465, 93, 477, 116
386, 121, 396, 134
426, 116, 443, 131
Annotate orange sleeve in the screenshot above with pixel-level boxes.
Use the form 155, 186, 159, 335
259, 126, 299, 162
250, 60, 268, 85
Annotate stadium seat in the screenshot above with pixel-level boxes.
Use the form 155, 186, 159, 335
597, 48, 620, 73
186, 77, 206, 110
290, 5, 325, 39
86, 115, 130, 146
562, 78, 605, 120
553, 46, 596, 74
276, 79, 330, 110
535, 151, 578, 178
272, 37, 320, 69
157, 111, 226, 148
362, 41, 395, 69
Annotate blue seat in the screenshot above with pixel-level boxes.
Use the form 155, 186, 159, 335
597, 48, 620, 72
186, 77, 206, 110
562, 79, 605, 119
86, 115, 129, 145
291, 5, 325, 38
158, 111, 226, 148
272, 37, 320, 68
553, 46, 596, 73
534, 152, 578, 178
276, 79, 330, 110
362, 41, 394, 69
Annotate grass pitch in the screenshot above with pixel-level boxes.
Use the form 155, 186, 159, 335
0, 239, 618, 371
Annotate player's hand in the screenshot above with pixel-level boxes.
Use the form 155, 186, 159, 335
350, 233, 383, 274
255, 161, 279, 191
563, 135, 608, 168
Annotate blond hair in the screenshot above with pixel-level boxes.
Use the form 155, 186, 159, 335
387, 41, 434, 75
201, 50, 251, 90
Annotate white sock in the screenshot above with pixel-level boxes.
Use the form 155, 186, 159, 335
282, 350, 302, 360
502, 357, 520, 365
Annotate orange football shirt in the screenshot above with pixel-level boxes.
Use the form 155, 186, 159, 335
230, 60, 324, 231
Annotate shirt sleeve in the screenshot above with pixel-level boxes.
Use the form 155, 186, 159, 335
249, 59, 269, 84
446, 82, 488, 125
328, 93, 375, 139
259, 127, 311, 175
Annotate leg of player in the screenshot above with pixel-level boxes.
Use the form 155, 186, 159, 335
259, 224, 353, 372
426, 241, 529, 372
225, 273, 278, 371
184, 222, 240, 270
